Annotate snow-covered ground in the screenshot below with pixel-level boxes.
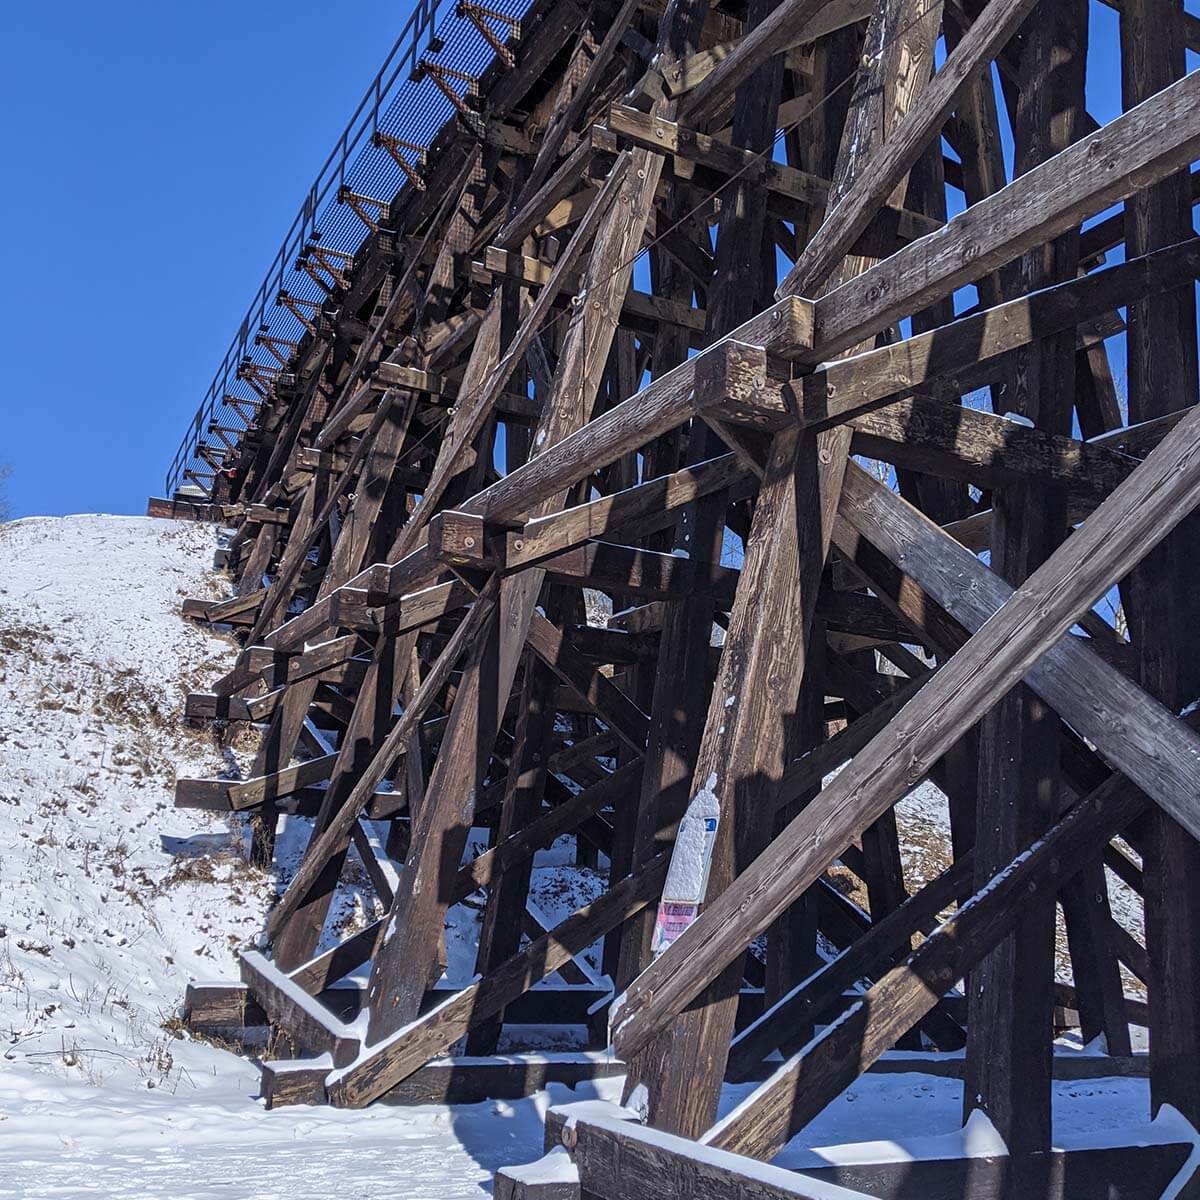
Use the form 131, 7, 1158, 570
0, 515, 1176, 1199
0, 515, 265, 1096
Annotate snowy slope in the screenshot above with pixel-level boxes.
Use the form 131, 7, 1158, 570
0, 515, 263, 1094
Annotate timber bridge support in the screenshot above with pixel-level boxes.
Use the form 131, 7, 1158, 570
154, 0, 1200, 1192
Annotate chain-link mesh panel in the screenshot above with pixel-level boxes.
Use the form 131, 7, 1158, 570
165, 0, 534, 497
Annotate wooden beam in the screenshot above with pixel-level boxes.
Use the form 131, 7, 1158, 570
364, 135, 670, 1041
609, 106, 942, 244
461, 309, 812, 525
789, 238, 1200, 431
844, 394, 1137, 501
1119, 0, 1200, 1154
661, 0, 872, 100
554, 1105, 878, 1200
506, 453, 746, 569
174, 754, 338, 812
630, 424, 850, 1136
525, 612, 649, 749
779, 0, 1040, 295
724, 856, 971, 1081
832, 464, 1200, 842
264, 575, 500, 939
677, 0, 829, 124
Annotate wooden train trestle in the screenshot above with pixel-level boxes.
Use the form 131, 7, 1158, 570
154, 0, 1200, 1190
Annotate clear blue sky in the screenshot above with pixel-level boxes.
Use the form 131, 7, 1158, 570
0, 3, 1194, 520
0, 0, 409, 519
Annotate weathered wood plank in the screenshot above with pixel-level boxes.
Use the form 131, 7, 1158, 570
789, 238, 1200, 432
1119, 0, 1200, 1166
557, 1106, 878, 1200
462, 312, 811, 526
240, 951, 360, 1064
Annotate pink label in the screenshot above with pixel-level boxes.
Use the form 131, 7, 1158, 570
651, 900, 699, 956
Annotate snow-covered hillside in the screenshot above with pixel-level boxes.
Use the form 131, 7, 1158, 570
0, 516, 264, 1088
0, 514, 1178, 1199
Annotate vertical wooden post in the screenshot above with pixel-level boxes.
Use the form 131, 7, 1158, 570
614, 0, 785, 992
1119, 0, 1200, 1166
630, 422, 849, 1137
963, 0, 1087, 1159
466, 654, 557, 1054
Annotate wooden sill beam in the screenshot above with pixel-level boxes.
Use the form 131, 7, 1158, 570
241, 950, 361, 1064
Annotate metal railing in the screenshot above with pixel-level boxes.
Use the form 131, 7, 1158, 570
164, 0, 531, 497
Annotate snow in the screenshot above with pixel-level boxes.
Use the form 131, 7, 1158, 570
0, 515, 264, 1100
1001, 410, 1036, 428
625, 1081, 650, 1120
720, 1070, 1174, 1178
766, 1096, 1198, 1196
659, 775, 720, 905
498, 1146, 579, 1187
0, 1077, 559, 1199
783, 1107, 1008, 1170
